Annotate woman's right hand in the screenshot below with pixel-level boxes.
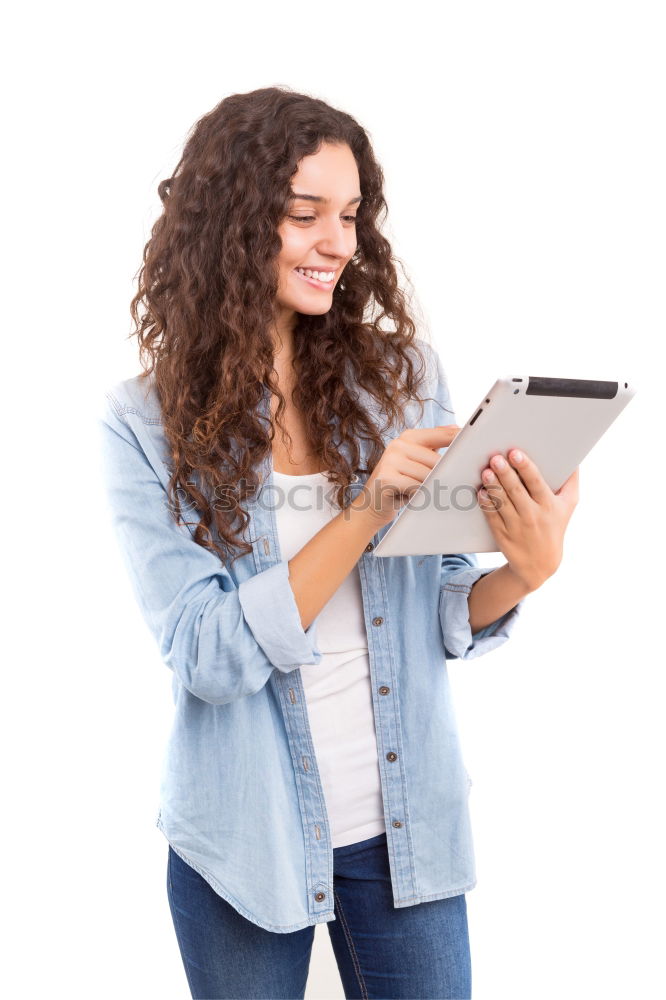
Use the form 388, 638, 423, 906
355, 425, 461, 528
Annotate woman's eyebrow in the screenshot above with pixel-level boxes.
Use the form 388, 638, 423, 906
289, 193, 363, 205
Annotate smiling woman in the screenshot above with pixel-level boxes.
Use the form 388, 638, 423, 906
98, 84, 526, 1000
125, 88, 429, 569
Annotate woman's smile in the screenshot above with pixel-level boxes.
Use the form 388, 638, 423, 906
292, 267, 336, 290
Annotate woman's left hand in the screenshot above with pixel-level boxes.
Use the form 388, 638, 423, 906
478, 449, 580, 593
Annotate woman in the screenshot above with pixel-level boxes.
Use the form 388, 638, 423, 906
98, 86, 578, 999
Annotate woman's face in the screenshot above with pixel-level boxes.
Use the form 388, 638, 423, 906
274, 142, 361, 325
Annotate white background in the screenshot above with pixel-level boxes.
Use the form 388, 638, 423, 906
2, 1, 664, 997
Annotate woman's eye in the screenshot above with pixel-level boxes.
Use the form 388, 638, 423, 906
288, 215, 357, 224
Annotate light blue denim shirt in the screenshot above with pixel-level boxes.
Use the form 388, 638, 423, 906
97, 338, 524, 933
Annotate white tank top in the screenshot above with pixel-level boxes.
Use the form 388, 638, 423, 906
272, 469, 386, 848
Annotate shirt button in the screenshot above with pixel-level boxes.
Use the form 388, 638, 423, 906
379, 685, 390, 695
365, 542, 374, 552
314, 891, 326, 902
372, 616, 384, 626
386, 751, 397, 762
392, 820, 402, 828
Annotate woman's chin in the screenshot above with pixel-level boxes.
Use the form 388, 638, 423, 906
278, 295, 333, 317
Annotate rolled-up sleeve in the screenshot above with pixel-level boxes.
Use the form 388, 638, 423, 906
440, 561, 523, 661
98, 393, 322, 706
238, 561, 322, 669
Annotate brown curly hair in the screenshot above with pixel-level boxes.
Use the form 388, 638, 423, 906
129, 85, 443, 567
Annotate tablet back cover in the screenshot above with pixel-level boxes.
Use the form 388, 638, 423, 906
373, 375, 635, 556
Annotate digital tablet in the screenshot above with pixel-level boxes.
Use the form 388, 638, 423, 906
372, 375, 636, 557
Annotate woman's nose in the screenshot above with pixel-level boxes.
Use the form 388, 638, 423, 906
316, 221, 353, 258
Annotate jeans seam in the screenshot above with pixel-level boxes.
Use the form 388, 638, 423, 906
333, 887, 368, 1000
167, 849, 197, 998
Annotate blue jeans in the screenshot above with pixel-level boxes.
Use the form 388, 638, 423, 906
166, 832, 472, 999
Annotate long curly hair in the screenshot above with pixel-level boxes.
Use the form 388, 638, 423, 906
129, 85, 440, 567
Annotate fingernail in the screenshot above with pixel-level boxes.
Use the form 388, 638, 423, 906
512, 450, 523, 464
492, 455, 506, 470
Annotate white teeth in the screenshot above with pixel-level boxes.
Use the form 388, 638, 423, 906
295, 267, 334, 282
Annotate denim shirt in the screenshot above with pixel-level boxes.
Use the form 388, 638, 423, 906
97, 338, 523, 933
